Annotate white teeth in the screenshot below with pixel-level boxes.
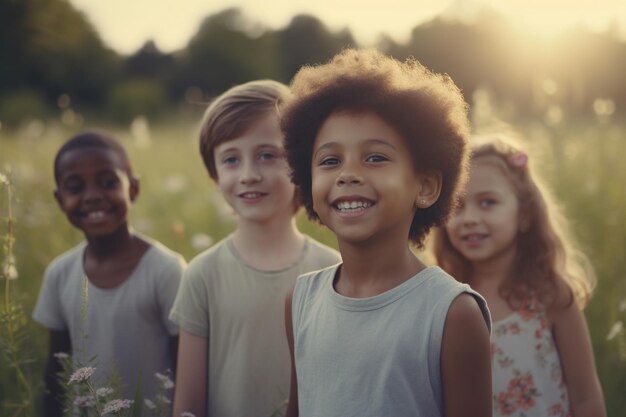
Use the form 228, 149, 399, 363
336, 201, 371, 211
86, 211, 105, 220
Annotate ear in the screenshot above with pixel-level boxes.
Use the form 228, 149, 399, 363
129, 176, 140, 203
53, 189, 63, 209
415, 171, 442, 209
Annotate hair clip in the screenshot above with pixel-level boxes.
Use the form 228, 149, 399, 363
509, 151, 528, 168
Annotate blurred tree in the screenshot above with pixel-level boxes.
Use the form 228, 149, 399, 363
172, 8, 282, 99
0, 0, 120, 114
277, 14, 357, 79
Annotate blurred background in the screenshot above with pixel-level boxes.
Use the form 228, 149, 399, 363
1, 0, 625, 415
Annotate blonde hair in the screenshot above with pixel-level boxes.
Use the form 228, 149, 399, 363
433, 134, 595, 309
199, 79, 291, 180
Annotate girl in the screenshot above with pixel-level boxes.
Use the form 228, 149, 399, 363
434, 135, 606, 417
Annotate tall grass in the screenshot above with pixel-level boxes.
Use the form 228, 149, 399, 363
0, 113, 624, 415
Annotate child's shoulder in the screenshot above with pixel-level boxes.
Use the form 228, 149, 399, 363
301, 236, 341, 265
45, 240, 87, 275
184, 235, 233, 272
294, 262, 339, 295
140, 235, 186, 267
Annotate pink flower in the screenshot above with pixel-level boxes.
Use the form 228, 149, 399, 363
68, 367, 96, 384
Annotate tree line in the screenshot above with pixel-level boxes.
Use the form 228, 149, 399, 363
0, 0, 623, 126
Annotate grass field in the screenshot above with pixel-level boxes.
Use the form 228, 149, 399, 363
1, 113, 625, 416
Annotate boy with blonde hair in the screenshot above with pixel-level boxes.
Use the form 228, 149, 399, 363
170, 80, 340, 417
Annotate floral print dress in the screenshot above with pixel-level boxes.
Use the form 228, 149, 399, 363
491, 298, 571, 417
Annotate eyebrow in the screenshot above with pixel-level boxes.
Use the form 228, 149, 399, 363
313, 138, 398, 158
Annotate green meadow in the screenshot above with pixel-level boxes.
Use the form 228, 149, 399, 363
1, 112, 625, 415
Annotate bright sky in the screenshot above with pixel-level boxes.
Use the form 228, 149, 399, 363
70, 0, 626, 54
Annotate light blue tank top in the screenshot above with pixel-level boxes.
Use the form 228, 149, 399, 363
292, 265, 491, 417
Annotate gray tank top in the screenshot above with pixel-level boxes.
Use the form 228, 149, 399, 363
292, 265, 491, 417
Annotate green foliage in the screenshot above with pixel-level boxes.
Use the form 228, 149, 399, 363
0, 89, 50, 128
0, 173, 37, 417
106, 79, 168, 124
1, 115, 625, 415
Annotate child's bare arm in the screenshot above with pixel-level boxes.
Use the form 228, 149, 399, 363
285, 287, 299, 417
551, 281, 606, 417
441, 294, 492, 417
44, 330, 71, 417
172, 330, 207, 417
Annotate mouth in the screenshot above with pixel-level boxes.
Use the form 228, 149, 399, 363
461, 233, 487, 243
239, 191, 266, 199
333, 198, 374, 213
82, 210, 107, 220
78, 209, 110, 225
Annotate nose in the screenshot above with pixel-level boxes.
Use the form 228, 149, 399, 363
336, 159, 363, 186
83, 184, 103, 203
240, 160, 262, 185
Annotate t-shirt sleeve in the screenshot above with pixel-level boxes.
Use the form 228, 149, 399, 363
32, 261, 68, 331
168, 257, 210, 338
156, 253, 186, 336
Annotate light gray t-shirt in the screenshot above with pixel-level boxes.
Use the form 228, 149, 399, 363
169, 234, 340, 417
33, 238, 186, 399
292, 264, 491, 417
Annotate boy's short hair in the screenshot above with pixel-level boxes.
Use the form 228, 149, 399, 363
199, 79, 292, 180
54, 130, 132, 184
281, 48, 471, 247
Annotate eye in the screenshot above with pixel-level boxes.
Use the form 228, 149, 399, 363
319, 156, 340, 167
480, 198, 497, 208
99, 176, 120, 189
365, 154, 388, 163
63, 180, 84, 195
258, 151, 278, 161
221, 155, 239, 166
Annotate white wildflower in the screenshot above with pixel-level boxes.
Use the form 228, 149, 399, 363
155, 372, 174, 390
101, 399, 133, 415
96, 387, 114, 397
144, 399, 156, 410
606, 321, 623, 341
2, 253, 18, 280
191, 233, 214, 251
53, 352, 69, 360
74, 395, 96, 407
156, 394, 171, 404
0, 172, 7, 185
68, 366, 96, 384
163, 175, 187, 193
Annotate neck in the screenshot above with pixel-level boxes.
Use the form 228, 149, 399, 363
85, 225, 136, 259
469, 250, 516, 291
336, 233, 425, 297
233, 215, 303, 255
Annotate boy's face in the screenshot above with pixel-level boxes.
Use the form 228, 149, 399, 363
311, 111, 440, 245
213, 113, 296, 225
54, 146, 138, 239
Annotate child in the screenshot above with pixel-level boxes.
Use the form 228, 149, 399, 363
281, 49, 492, 417
169, 79, 341, 417
33, 130, 186, 416
434, 135, 606, 416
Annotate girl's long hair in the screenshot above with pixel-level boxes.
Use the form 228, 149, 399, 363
433, 135, 595, 309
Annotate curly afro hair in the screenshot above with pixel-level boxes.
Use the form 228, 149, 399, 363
281, 48, 471, 247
